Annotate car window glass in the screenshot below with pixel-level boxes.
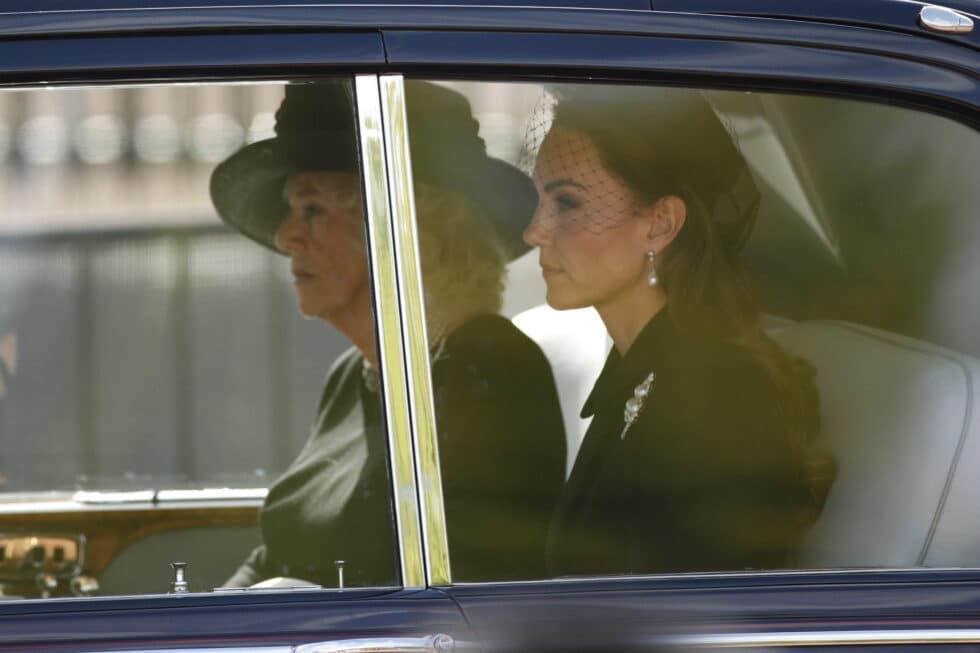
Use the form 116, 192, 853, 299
407, 79, 980, 580
0, 79, 401, 598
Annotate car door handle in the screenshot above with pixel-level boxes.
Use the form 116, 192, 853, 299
296, 634, 455, 653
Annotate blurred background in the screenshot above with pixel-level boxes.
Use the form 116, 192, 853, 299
0, 82, 355, 494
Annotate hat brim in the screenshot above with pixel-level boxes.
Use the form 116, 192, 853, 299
433, 154, 534, 261
210, 138, 295, 252
211, 139, 536, 260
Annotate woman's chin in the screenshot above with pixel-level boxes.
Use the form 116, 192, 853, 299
545, 289, 591, 311
295, 295, 326, 320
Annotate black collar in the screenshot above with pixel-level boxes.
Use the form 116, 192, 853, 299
581, 309, 676, 419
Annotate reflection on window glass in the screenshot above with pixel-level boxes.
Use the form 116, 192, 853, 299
400, 81, 568, 582
211, 81, 397, 591
414, 79, 980, 579
0, 79, 399, 599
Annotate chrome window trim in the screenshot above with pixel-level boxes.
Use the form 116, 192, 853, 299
296, 634, 455, 653
355, 73, 426, 590
666, 628, 980, 647
0, 490, 267, 513
153, 488, 269, 502
75, 630, 980, 652
444, 565, 980, 587
377, 74, 452, 587
92, 649, 293, 653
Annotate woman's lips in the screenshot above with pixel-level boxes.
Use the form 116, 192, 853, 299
292, 270, 315, 285
540, 264, 564, 279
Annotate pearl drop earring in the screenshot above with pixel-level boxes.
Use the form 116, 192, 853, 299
646, 250, 658, 287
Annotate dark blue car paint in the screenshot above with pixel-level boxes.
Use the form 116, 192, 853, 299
1, 4, 979, 57
447, 571, 980, 644
0, 32, 385, 77
655, 0, 980, 43
8, 572, 980, 651
384, 30, 980, 128
0, 588, 471, 652
2, 1, 980, 650
0, 11, 976, 124
0, 0, 650, 9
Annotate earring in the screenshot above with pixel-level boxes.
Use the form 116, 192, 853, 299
646, 250, 658, 287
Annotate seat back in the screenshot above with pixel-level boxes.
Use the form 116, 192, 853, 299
515, 304, 980, 568
769, 320, 980, 567
512, 305, 609, 476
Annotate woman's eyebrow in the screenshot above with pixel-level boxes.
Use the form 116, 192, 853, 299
282, 187, 315, 203
544, 179, 587, 193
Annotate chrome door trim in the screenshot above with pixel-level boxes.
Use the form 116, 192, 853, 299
154, 488, 269, 502
355, 73, 425, 590
84, 629, 980, 652
667, 628, 980, 647
84, 635, 453, 653
377, 74, 452, 587
296, 634, 454, 653
91, 649, 292, 653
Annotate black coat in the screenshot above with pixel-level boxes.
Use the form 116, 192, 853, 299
227, 314, 567, 587
547, 311, 817, 577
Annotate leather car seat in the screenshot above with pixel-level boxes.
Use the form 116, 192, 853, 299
768, 319, 980, 568
515, 306, 980, 569
512, 304, 610, 477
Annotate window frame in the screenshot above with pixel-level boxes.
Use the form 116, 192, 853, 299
0, 69, 428, 602
1, 9, 980, 651
2, 8, 980, 603
384, 26, 980, 589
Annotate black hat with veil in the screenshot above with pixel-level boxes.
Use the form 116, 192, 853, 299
519, 83, 761, 252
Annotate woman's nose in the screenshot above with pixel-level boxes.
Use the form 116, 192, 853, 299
273, 210, 303, 254
523, 205, 554, 248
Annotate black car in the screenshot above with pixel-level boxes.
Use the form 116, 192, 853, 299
2, 0, 980, 651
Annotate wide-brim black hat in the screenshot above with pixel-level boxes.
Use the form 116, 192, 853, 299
210, 80, 536, 260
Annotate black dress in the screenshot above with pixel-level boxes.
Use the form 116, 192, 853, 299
226, 314, 566, 587
547, 310, 817, 577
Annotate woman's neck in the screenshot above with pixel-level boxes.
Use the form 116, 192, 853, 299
597, 282, 668, 356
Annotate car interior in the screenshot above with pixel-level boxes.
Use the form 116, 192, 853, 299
2, 77, 980, 600
481, 81, 980, 571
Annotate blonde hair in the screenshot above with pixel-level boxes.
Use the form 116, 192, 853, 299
304, 171, 367, 254
414, 183, 506, 342
298, 172, 506, 341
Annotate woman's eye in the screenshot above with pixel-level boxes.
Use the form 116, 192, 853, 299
302, 203, 325, 221
555, 193, 581, 213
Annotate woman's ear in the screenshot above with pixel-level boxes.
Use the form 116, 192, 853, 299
640, 194, 686, 253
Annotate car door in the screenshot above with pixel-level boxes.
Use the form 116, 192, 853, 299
0, 25, 472, 653
6, 2, 980, 651
378, 2, 980, 650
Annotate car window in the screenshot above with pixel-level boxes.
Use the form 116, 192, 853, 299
406, 78, 980, 581
0, 78, 402, 598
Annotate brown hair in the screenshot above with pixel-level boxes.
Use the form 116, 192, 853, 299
302, 173, 505, 343
552, 87, 836, 509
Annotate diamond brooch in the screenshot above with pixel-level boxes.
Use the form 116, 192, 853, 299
620, 371, 656, 440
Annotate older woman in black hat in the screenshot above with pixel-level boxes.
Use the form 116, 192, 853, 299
522, 85, 834, 576
211, 81, 565, 587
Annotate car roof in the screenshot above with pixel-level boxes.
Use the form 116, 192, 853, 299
0, 0, 977, 52
0, 0, 972, 15
0, 0, 649, 11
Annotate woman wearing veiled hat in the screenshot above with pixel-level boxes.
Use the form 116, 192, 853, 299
522, 85, 835, 576
211, 81, 565, 587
